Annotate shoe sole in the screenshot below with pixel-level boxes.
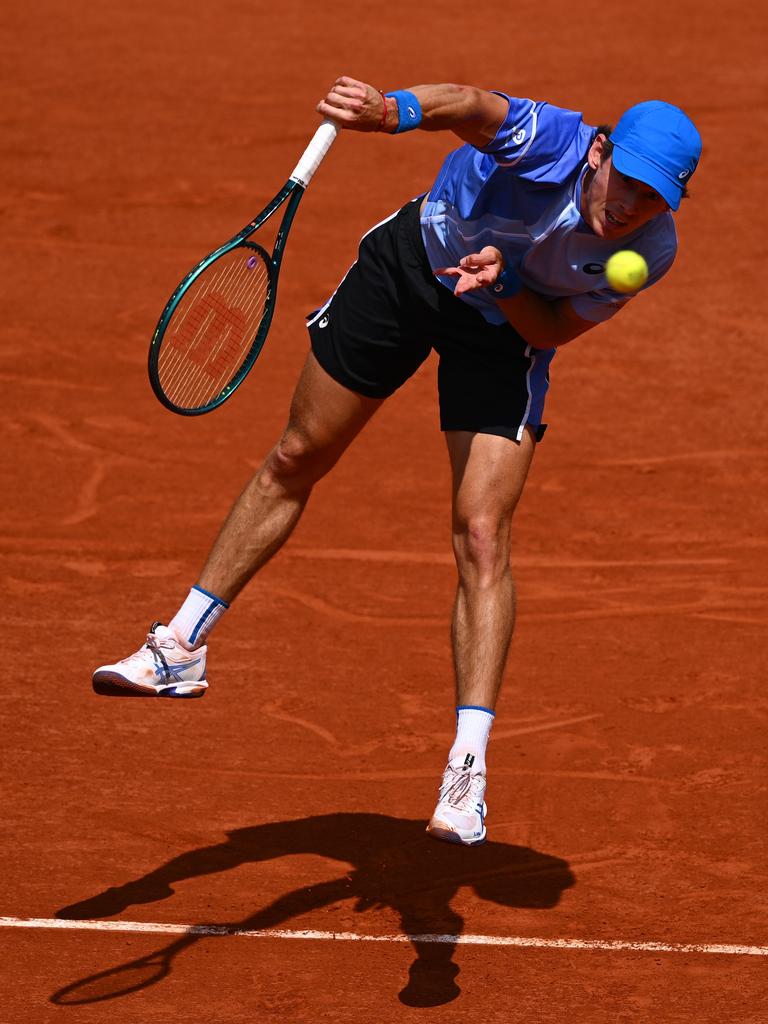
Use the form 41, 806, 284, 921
92, 672, 207, 698
425, 820, 487, 846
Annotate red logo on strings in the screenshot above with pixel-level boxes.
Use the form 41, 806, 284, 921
170, 293, 247, 377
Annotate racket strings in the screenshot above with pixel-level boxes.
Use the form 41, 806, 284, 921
157, 248, 271, 409
162, 254, 269, 406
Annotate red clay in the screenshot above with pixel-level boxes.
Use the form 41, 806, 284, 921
2, 1, 766, 1021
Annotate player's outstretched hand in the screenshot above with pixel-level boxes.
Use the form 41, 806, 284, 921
435, 246, 504, 296
317, 76, 385, 131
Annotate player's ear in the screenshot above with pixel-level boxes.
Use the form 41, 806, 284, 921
588, 133, 608, 170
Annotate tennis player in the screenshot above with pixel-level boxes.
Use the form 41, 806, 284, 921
93, 78, 702, 846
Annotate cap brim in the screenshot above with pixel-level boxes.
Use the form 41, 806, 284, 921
612, 144, 681, 211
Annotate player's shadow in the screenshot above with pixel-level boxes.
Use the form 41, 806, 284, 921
51, 813, 574, 1008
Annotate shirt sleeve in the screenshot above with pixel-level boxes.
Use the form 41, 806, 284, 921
478, 94, 593, 185
568, 290, 632, 324
569, 226, 678, 323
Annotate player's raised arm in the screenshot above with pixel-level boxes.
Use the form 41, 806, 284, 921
317, 76, 508, 148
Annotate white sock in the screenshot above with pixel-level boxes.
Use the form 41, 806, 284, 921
169, 585, 229, 649
448, 705, 495, 772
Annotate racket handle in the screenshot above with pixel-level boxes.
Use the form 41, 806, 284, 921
290, 120, 339, 188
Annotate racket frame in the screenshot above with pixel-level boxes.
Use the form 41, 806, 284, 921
148, 181, 305, 415
148, 119, 338, 416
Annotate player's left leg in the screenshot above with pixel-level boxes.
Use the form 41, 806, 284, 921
447, 426, 536, 709
427, 427, 536, 845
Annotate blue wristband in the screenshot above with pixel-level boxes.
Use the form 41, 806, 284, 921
492, 266, 523, 299
385, 90, 423, 133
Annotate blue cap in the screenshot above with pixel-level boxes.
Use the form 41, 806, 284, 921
610, 101, 702, 211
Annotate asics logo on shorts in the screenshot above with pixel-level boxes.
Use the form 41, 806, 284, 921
318, 315, 329, 329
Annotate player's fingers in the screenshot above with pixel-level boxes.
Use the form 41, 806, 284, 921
454, 278, 476, 295
434, 267, 460, 277
316, 100, 359, 124
458, 255, 481, 269
329, 84, 366, 104
322, 92, 361, 112
334, 75, 367, 90
460, 268, 497, 294
318, 92, 366, 117
462, 250, 497, 268
327, 80, 369, 109
320, 80, 383, 130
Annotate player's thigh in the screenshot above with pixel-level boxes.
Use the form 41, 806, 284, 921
446, 428, 537, 529
281, 350, 384, 462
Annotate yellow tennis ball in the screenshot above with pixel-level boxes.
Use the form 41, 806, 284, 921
605, 250, 649, 294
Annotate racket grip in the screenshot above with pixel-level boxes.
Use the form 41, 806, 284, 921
290, 120, 339, 188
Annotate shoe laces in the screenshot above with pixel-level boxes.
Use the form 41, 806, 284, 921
145, 631, 177, 652
118, 630, 176, 665
440, 765, 484, 814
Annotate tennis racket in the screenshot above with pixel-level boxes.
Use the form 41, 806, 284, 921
148, 120, 339, 415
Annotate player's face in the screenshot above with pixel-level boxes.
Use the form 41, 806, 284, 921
582, 137, 668, 239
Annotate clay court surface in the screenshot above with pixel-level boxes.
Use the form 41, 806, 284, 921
2, 1, 766, 1020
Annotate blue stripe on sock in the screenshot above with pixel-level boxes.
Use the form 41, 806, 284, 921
192, 584, 229, 608
456, 705, 495, 717
189, 601, 217, 645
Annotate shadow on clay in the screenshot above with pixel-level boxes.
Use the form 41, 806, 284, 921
51, 813, 574, 1009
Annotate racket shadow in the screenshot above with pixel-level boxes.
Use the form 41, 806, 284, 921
52, 813, 575, 1008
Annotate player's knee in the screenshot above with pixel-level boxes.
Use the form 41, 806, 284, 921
262, 431, 327, 492
452, 514, 511, 586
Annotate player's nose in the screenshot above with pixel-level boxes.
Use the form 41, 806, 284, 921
618, 196, 638, 220
619, 184, 641, 216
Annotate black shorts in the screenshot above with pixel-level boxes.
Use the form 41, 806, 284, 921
307, 198, 552, 442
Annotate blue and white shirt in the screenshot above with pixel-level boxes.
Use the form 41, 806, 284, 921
420, 94, 678, 327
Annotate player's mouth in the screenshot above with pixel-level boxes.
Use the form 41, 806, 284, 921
605, 209, 628, 229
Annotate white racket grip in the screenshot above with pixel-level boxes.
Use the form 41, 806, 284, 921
290, 120, 339, 188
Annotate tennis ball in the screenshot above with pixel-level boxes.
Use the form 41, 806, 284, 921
605, 250, 649, 294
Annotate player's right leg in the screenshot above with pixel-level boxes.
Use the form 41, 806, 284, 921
197, 349, 384, 603
92, 352, 384, 697
93, 198, 433, 697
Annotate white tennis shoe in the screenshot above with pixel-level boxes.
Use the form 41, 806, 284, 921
426, 754, 487, 846
92, 623, 208, 698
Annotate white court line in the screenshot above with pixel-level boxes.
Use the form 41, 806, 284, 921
0, 917, 765, 956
